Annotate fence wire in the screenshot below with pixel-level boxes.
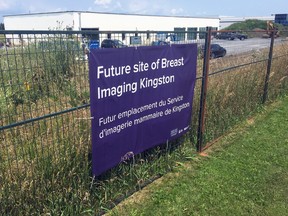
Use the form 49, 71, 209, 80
0, 29, 288, 215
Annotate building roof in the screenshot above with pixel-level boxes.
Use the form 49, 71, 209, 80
3, 10, 219, 20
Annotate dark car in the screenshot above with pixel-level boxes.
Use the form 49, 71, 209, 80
151, 40, 170, 46
233, 32, 248, 40
200, 44, 227, 59
101, 39, 127, 48
215, 32, 235, 40
215, 32, 248, 40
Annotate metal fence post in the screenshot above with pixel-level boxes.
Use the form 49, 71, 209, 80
196, 27, 212, 152
262, 30, 275, 104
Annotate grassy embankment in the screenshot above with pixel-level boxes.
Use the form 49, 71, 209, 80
109, 94, 288, 216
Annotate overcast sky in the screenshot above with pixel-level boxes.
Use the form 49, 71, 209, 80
0, 0, 287, 22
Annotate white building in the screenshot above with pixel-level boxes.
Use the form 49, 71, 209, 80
3, 11, 219, 32
3, 11, 219, 46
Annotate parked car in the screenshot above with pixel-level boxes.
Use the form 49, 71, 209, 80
234, 32, 248, 40
215, 32, 235, 40
215, 32, 248, 40
151, 40, 170, 46
101, 39, 127, 48
200, 44, 227, 59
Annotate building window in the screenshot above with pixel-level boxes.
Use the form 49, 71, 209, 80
211, 27, 218, 37
81, 28, 99, 40
199, 27, 206, 39
146, 31, 150, 39
187, 28, 197, 40
174, 27, 185, 41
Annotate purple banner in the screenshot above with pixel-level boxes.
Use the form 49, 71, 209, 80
89, 44, 197, 176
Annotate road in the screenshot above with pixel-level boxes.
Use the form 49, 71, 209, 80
212, 37, 285, 56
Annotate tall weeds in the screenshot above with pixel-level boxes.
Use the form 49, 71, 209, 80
0, 35, 288, 215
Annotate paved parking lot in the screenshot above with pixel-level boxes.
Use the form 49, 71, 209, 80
212, 37, 285, 56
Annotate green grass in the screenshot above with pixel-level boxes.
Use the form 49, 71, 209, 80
110, 96, 288, 216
